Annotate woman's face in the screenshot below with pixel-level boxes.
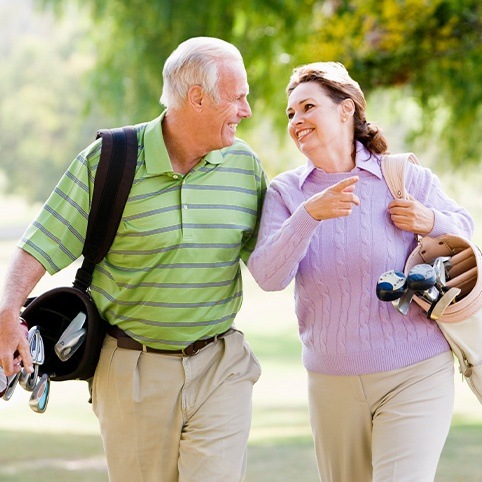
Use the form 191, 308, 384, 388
286, 81, 343, 157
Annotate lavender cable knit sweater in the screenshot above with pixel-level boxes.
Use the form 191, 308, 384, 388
248, 143, 475, 375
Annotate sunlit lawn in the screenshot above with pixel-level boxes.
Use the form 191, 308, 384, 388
1, 224, 482, 481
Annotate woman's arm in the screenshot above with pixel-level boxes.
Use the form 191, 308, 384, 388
248, 177, 360, 291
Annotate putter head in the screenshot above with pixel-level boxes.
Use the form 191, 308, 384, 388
376, 270, 407, 301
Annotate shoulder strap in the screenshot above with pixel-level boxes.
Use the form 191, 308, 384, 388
73, 126, 138, 291
381, 152, 420, 200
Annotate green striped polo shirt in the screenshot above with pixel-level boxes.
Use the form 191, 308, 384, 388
19, 112, 267, 350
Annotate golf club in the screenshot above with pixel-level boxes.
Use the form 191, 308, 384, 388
19, 327, 45, 392
29, 373, 50, 413
376, 270, 407, 301
395, 263, 438, 315
55, 312, 87, 362
2, 371, 21, 401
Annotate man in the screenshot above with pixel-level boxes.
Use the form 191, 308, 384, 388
0, 37, 267, 481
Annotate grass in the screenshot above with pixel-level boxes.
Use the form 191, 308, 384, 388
0, 432, 106, 482
1, 197, 482, 481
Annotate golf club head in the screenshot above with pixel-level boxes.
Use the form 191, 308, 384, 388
59, 312, 87, 338
394, 288, 415, 315
18, 363, 39, 392
432, 256, 451, 291
27, 326, 45, 365
2, 371, 21, 401
376, 270, 407, 301
54, 312, 87, 362
407, 264, 437, 291
19, 327, 45, 392
0, 318, 30, 399
0, 368, 7, 397
29, 373, 50, 413
55, 328, 87, 362
418, 285, 440, 304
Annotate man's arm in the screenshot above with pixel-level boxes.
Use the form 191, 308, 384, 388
0, 248, 46, 376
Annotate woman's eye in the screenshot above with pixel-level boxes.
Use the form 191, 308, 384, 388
305, 103, 314, 111
287, 112, 294, 120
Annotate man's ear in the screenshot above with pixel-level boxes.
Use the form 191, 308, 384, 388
188, 85, 204, 110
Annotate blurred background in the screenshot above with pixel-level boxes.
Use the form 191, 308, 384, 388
0, 0, 481, 480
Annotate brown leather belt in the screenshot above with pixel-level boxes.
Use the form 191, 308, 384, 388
107, 325, 233, 356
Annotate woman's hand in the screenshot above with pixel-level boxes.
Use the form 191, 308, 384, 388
388, 195, 435, 235
304, 176, 360, 221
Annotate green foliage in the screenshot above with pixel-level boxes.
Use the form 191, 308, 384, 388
2, 0, 482, 204
41, 0, 482, 165
41, 0, 317, 124
0, 1, 112, 202
302, 0, 482, 165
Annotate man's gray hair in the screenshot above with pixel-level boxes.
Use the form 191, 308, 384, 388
160, 37, 244, 109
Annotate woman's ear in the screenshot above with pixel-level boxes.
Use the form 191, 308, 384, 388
340, 98, 355, 120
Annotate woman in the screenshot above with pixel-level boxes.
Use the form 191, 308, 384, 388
248, 62, 475, 482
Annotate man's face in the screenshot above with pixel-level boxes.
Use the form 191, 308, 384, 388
203, 61, 251, 150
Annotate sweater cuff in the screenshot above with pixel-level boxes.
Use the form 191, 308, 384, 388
430, 210, 461, 238
295, 202, 322, 237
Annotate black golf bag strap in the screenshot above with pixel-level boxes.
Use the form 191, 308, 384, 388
74, 126, 138, 291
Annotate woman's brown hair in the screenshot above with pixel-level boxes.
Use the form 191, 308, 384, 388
287, 62, 388, 155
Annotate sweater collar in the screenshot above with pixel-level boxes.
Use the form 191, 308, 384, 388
298, 141, 383, 188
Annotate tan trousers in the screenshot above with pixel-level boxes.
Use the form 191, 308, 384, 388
307, 351, 455, 482
92, 329, 261, 482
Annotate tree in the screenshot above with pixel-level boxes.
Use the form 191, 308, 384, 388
42, 0, 482, 166
0, 0, 112, 202
2, 1, 481, 204
298, 0, 482, 165
42, 0, 317, 124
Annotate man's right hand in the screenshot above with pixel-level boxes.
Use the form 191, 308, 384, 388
0, 248, 46, 377
0, 314, 33, 377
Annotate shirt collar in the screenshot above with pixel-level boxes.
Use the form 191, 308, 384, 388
298, 141, 383, 188
144, 111, 225, 176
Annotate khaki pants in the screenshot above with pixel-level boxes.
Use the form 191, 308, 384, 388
308, 351, 455, 482
92, 329, 261, 482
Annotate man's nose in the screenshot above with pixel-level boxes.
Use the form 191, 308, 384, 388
240, 98, 252, 119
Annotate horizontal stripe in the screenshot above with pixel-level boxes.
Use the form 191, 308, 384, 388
31, 221, 77, 261
20, 239, 61, 272
17, 114, 267, 350
102, 258, 240, 273
91, 285, 242, 308
109, 242, 242, 256
104, 309, 236, 328
43, 205, 84, 244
